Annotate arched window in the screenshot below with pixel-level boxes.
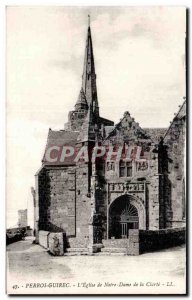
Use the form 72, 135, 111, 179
119, 160, 132, 177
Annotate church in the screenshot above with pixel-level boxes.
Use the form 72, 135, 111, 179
33, 19, 186, 255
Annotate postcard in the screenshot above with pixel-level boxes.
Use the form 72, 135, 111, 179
6, 6, 187, 295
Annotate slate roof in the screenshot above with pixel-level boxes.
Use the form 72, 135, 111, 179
42, 129, 79, 165
46, 129, 78, 145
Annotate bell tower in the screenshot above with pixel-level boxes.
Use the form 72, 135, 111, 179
65, 16, 99, 131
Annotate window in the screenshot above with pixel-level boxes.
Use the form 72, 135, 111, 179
119, 161, 125, 177
119, 160, 132, 177
107, 161, 115, 171
126, 161, 132, 177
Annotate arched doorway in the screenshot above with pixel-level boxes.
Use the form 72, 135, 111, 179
109, 196, 139, 239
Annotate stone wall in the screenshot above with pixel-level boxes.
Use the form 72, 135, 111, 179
127, 229, 140, 255
6, 227, 25, 245
164, 102, 186, 228
38, 166, 76, 235
39, 230, 49, 249
39, 230, 66, 255
147, 151, 160, 230
139, 228, 185, 254
127, 228, 185, 255
102, 227, 185, 256
38, 228, 185, 256
48, 232, 65, 256
99, 151, 160, 232
65, 109, 88, 131
37, 157, 96, 248
100, 110, 163, 231
74, 161, 92, 247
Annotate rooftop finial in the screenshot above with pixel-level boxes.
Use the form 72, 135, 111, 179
88, 14, 90, 27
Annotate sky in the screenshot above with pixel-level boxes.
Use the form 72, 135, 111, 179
6, 6, 186, 228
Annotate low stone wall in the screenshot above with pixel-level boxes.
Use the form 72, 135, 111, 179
48, 232, 65, 256
127, 229, 140, 255
127, 228, 185, 255
26, 228, 33, 236
39, 231, 49, 249
139, 227, 185, 254
39, 230, 66, 255
39, 228, 185, 256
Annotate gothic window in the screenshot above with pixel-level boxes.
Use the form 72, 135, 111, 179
119, 160, 132, 177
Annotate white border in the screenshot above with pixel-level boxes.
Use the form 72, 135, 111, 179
1, 1, 191, 299
1, 0, 192, 5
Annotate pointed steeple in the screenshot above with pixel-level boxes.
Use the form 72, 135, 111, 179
81, 15, 99, 117
65, 17, 114, 133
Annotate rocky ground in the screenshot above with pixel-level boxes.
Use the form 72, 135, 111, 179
6, 237, 186, 295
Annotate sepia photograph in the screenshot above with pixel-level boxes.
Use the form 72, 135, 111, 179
6, 6, 186, 295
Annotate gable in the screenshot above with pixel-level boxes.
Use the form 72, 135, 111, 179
164, 100, 186, 144
104, 111, 150, 145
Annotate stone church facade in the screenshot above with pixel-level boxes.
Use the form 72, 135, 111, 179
33, 21, 186, 255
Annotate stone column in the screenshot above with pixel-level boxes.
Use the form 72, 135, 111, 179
88, 163, 103, 253
88, 163, 96, 253
88, 213, 97, 254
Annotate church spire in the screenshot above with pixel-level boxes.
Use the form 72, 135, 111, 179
81, 15, 99, 117
88, 14, 90, 27
66, 16, 114, 133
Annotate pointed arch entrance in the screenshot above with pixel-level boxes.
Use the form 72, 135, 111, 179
109, 195, 139, 239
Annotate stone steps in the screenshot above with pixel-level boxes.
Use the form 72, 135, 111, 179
65, 248, 89, 256
65, 252, 89, 256
65, 246, 128, 255
66, 247, 88, 253
102, 239, 129, 248
95, 252, 127, 256
101, 247, 128, 254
